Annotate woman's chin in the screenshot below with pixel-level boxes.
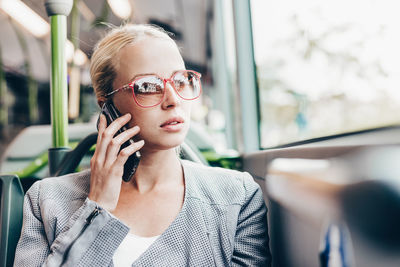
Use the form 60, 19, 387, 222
143, 137, 185, 152
139, 127, 189, 152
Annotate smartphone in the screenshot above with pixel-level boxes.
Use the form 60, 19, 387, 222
97, 101, 141, 182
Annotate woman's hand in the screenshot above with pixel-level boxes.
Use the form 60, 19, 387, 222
88, 113, 144, 212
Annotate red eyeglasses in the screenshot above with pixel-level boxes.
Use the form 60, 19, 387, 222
106, 70, 202, 108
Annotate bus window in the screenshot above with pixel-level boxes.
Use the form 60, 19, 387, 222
251, 0, 400, 148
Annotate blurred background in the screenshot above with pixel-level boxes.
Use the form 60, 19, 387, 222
252, 0, 400, 147
0, 0, 218, 156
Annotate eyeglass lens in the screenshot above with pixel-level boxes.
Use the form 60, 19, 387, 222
132, 71, 201, 107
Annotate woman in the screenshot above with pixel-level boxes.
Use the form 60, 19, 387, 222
14, 24, 271, 267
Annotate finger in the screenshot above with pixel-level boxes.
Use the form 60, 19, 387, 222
96, 114, 107, 144
113, 140, 145, 169
104, 126, 140, 165
96, 113, 131, 163
92, 114, 106, 162
114, 125, 140, 145
104, 113, 132, 138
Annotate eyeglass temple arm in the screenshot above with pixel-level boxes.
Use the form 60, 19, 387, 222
105, 85, 131, 97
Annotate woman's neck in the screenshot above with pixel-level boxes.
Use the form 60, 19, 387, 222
124, 148, 183, 193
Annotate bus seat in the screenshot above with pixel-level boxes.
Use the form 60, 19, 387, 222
0, 175, 24, 267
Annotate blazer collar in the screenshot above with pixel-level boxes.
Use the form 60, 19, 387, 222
180, 159, 203, 200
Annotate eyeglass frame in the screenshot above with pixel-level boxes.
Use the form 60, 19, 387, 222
104, 70, 202, 108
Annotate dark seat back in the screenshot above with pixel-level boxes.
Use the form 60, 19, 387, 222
0, 175, 24, 267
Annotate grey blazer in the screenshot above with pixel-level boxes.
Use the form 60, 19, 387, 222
14, 160, 271, 267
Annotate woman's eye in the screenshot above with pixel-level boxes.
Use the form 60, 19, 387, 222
143, 83, 154, 92
136, 83, 162, 94
175, 79, 189, 88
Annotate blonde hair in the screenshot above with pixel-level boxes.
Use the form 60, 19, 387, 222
90, 24, 174, 104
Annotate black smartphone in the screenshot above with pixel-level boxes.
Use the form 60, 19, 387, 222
97, 101, 141, 182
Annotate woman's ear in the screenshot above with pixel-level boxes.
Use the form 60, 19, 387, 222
98, 99, 105, 108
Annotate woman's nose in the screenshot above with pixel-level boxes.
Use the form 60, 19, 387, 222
161, 81, 181, 109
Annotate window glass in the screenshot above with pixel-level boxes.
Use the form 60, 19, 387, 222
251, 0, 400, 147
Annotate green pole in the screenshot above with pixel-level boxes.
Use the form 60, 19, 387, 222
50, 15, 69, 148
45, 0, 73, 175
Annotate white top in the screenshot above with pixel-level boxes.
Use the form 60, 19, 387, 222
113, 233, 160, 266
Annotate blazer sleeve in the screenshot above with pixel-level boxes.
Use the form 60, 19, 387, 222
13, 181, 130, 267
231, 173, 272, 267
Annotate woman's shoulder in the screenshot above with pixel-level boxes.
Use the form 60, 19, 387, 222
181, 160, 259, 206
27, 169, 91, 202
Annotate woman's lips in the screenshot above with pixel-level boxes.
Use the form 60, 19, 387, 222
160, 117, 185, 132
